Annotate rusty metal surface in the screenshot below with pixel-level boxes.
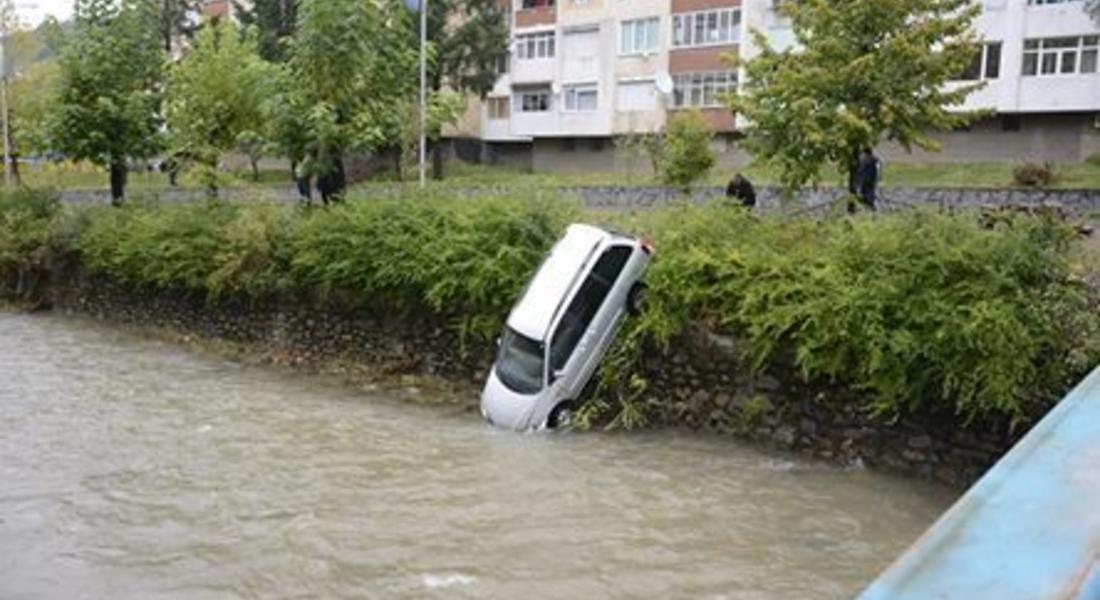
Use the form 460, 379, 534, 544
858, 365, 1100, 600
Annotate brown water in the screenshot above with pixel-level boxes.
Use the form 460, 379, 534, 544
0, 313, 954, 599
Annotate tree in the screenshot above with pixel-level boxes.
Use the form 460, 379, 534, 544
419, 0, 509, 178
284, 0, 414, 197
661, 111, 715, 191
9, 61, 60, 173
729, 0, 983, 193
50, 0, 164, 204
233, 0, 297, 62
165, 20, 275, 194
157, 0, 198, 54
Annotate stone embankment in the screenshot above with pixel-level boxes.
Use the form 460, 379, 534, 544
35, 269, 1013, 488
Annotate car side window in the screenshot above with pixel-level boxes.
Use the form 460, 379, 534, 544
549, 245, 633, 373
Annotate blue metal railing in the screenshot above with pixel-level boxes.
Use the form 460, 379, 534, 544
858, 364, 1100, 600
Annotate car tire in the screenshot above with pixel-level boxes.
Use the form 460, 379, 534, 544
627, 282, 648, 316
547, 402, 574, 430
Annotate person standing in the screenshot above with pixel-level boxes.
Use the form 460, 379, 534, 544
849, 148, 880, 213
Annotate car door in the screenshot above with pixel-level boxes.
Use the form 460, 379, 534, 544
547, 244, 635, 401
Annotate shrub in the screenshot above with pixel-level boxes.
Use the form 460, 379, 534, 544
660, 111, 715, 191
0, 188, 61, 298
1086, 153, 1100, 168
1013, 162, 1057, 187
590, 206, 1100, 427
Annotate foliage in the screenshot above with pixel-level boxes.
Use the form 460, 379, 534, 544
0, 188, 60, 298
233, 0, 298, 62
50, 0, 164, 201
660, 111, 715, 191
592, 205, 1100, 427
614, 130, 664, 183
165, 20, 276, 193
155, 0, 198, 54
1012, 162, 1057, 188
9, 61, 60, 159
1085, 153, 1100, 168
730, 0, 984, 193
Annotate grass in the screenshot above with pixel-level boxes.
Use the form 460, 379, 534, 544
358, 160, 1100, 191
19, 163, 292, 191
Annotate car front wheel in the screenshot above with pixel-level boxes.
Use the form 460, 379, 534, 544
547, 402, 574, 430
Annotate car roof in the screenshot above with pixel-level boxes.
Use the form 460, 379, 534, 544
507, 223, 614, 342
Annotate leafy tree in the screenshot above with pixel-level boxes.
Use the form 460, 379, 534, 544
157, 0, 198, 54
50, 0, 164, 204
233, 0, 297, 62
661, 111, 715, 191
419, 0, 509, 178
9, 61, 60, 172
284, 0, 414, 196
165, 20, 275, 194
729, 0, 983, 193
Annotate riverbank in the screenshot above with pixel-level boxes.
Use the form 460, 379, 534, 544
3, 189, 1098, 486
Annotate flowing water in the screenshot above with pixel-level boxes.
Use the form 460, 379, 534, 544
0, 313, 955, 599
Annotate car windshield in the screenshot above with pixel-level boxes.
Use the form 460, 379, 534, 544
495, 326, 545, 395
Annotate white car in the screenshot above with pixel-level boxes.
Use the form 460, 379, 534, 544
480, 223, 652, 430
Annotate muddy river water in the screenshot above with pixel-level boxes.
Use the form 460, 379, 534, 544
0, 313, 955, 599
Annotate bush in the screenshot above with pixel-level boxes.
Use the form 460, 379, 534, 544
1013, 162, 1057, 187
660, 111, 715, 191
1086, 153, 1100, 168
0, 188, 61, 298
592, 206, 1100, 426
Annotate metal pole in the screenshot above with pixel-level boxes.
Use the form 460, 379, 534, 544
0, 32, 9, 187
418, 0, 426, 190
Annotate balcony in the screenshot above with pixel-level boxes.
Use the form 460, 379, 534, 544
515, 0, 555, 29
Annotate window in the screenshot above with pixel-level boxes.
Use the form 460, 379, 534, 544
495, 326, 545, 395
564, 84, 598, 111
616, 80, 658, 111
1002, 115, 1022, 132
515, 88, 552, 112
1022, 36, 1099, 76
672, 8, 740, 48
959, 42, 1002, 80
495, 53, 510, 75
549, 246, 632, 373
488, 97, 509, 120
521, 0, 554, 9
516, 31, 555, 60
672, 71, 737, 108
620, 17, 660, 55
1027, 0, 1083, 4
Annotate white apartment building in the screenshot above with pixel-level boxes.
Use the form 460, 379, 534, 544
452, 0, 1100, 170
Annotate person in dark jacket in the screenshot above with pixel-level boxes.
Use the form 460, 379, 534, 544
725, 173, 756, 208
849, 148, 880, 213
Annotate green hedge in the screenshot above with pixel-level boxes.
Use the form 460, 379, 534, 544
0, 188, 61, 298
2, 189, 1097, 425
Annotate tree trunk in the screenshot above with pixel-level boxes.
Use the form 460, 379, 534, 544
846, 147, 860, 215
394, 148, 404, 182
109, 162, 127, 206
250, 155, 260, 181
431, 141, 444, 180
10, 153, 20, 186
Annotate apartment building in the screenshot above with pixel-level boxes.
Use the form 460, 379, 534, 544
454, 0, 1100, 170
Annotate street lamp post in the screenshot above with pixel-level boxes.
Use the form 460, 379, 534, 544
418, 0, 426, 190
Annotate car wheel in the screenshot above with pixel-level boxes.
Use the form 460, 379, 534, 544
547, 402, 574, 430
627, 282, 648, 316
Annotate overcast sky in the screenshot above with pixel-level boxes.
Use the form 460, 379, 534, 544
20, 0, 73, 27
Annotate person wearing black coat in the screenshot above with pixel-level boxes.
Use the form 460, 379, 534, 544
725, 173, 756, 208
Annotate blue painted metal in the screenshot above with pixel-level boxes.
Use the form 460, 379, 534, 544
859, 365, 1100, 600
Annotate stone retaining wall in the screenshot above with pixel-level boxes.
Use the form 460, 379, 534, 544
25, 271, 1017, 488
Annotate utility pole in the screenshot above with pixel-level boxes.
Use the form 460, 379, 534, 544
418, 0, 426, 189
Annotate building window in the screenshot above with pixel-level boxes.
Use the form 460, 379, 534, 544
1026, 0, 1083, 4
488, 97, 510, 120
564, 84, 598, 111
620, 17, 660, 55
1022, 36, 1099, 76
672, 71, 737, 109
516, 32, 555, 60
495, 53, 510, 75
959, 41, 1002, 80
521, 0, 554, 9
672, 8, 740, 49
616, 80, 659, 112
515, 88, 552, 112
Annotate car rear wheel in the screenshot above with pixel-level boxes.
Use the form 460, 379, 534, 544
627, 282, 648, 316
547, 402, 574, 430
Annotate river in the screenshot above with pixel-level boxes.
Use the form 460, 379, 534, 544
0, 312, 954, 599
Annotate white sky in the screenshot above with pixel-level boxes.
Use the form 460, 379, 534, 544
18, 0, 73, 28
